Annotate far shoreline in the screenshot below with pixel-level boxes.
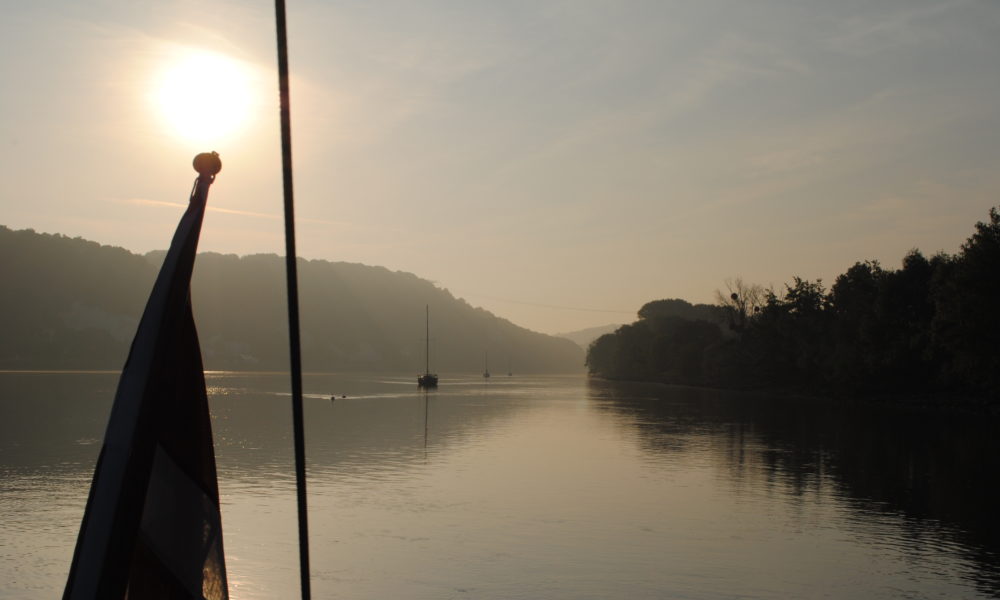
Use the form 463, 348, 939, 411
586, 374, 1000, 417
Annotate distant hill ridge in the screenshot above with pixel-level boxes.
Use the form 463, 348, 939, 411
556, 324, 622, 350
0, 225, 583, 373
557, 299, 727, 351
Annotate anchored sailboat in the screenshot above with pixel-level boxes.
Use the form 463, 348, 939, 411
417, 305, 438, 388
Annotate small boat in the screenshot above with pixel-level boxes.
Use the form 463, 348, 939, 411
483, 352, 490, 379
418, 305, 438, 388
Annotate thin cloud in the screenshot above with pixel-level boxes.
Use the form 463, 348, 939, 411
120, 197, 346, 227
824, 0, 976, 56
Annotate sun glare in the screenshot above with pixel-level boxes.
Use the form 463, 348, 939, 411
152, 49, 258, 145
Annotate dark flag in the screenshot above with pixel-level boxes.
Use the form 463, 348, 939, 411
64, 153, 229, 600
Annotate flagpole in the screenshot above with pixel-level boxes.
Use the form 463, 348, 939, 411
63, 153, 227, 600
274, 1, 312, 599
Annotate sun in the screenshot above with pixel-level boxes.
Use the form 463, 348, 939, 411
151, 49, 258, 145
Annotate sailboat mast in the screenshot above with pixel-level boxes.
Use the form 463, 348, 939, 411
425, 305, 430, 374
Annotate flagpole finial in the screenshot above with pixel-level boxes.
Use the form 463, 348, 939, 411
193, 151, 222, 177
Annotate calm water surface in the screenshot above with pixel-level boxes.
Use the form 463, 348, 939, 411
1, 372, 998, 599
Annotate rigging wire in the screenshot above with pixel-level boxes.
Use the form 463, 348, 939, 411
274, 1, 312, 599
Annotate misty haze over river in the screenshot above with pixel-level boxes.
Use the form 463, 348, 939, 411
2, 372, 998, 599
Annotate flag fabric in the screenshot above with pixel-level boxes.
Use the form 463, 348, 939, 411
64, 170, 228, 600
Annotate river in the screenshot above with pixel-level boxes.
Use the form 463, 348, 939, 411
1, 372, 998, 599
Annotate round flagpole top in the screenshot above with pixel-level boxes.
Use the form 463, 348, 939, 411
193, 151, 222, 176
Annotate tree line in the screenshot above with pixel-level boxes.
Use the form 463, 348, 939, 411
587, 207, 1000, 409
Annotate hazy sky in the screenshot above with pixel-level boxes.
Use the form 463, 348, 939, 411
2, 0, 999, 334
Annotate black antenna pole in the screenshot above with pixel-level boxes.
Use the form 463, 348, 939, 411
274, 1, 311, 599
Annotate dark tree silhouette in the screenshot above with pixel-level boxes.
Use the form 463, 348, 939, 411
588, 206, 1000, 410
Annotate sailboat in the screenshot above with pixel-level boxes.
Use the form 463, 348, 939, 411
417, 305, 438, 388
483, 351, 491, 379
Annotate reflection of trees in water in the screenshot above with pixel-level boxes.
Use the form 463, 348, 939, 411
7, 373, 999, 594
588, 378, 1000, 597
